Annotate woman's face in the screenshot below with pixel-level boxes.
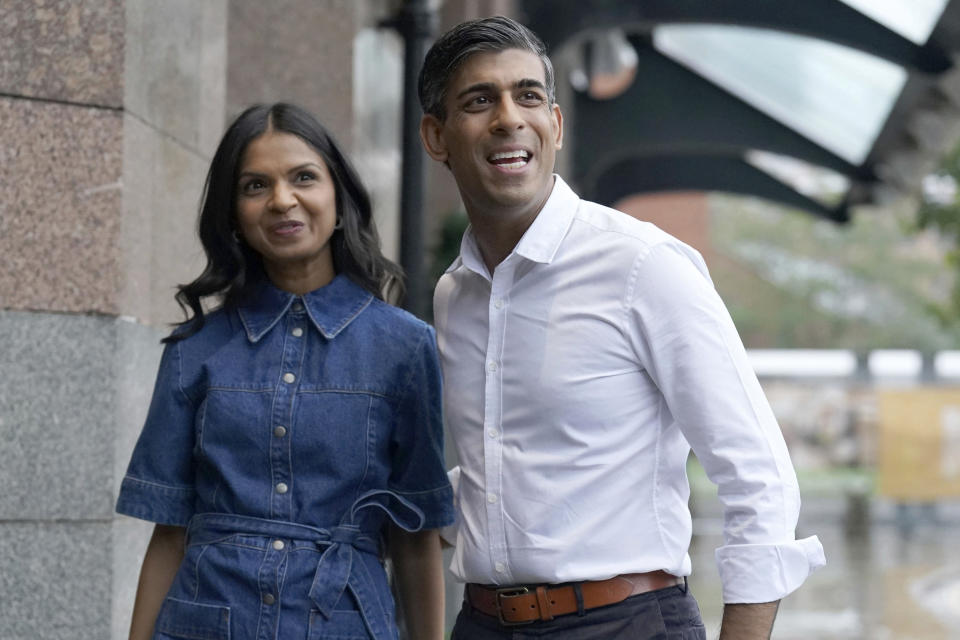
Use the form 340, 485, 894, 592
235, 130, 338, 288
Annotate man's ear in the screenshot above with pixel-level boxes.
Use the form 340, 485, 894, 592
420, 114, 449, 162
552, 103, 564, 150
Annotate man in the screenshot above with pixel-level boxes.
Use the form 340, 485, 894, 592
419, 16, 824, 639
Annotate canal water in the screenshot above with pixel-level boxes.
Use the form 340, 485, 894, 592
687, 497, 960, 639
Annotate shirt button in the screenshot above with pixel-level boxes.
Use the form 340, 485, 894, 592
262, 593, 276, 605
494, 562, 506, 573
488, 428, 498, 438
283, 373, 296, 383
272, 539, 285, 551
274, 425, 287, 438
494, 298, 504, 309
487, 362, 498, 372
487, 493, 497, 504
291, 302, 304, 312
275, 482, 288, 494
292, 327, 303, 337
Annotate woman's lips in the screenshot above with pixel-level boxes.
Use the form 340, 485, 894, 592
270, 220, 304, 236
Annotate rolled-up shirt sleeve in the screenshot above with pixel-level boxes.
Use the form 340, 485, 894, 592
626, 241, 825, 603
115, 340, 198, 526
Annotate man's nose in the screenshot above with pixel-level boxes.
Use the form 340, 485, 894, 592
491, 97, 524, 133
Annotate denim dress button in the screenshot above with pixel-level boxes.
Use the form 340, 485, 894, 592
263, 593, 276, 605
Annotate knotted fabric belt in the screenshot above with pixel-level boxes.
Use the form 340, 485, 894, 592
186, 490, 425, 640
465, 570, 684, 625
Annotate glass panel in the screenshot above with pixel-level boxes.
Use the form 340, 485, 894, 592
654, 25, 908, 165
838, 0, 948, 44
746, 150, 850, 207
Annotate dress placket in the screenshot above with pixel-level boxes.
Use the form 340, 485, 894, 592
269, 301, 307, 520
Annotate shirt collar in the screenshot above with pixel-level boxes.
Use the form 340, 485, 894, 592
237, 274, 374, 343
449, 175, 580, 276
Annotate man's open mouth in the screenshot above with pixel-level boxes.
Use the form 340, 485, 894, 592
488, 150, 531, 169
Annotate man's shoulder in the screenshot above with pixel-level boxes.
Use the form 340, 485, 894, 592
571, 197, 682, 251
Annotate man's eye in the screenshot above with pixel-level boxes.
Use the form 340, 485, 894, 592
519, 92, 544, 104
466, 96, 491, 109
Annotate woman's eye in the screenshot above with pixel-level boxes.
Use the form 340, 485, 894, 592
296, 171, 317, 183
241, 179, 265, 193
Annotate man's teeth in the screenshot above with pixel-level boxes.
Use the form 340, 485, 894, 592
489, 151, 530, 169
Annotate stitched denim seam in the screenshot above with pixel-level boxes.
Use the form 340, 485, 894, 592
123, 475, 194, 493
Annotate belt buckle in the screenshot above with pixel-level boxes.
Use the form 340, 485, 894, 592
495, 586, 535, 626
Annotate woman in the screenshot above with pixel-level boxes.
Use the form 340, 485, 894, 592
117, 103, 454, 640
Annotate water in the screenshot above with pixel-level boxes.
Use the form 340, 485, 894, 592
687, 498, 960, 639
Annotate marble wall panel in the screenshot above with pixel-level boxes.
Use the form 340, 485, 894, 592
120, 113, 208, 326
0, 98, 123, 313
124, 0, 227, 157
0, 0, 125, 107
226, 0, 355, 147
0, 522, 113, 640
0, 312, 118, 519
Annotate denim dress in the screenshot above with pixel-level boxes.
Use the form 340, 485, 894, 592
116, 275, 455, 640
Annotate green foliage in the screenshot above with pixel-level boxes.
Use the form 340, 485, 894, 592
710, 192, 959, 350
916, 141, 960, 325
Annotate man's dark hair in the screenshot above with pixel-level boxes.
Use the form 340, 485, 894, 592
418, 15, 555, 121
165, 102, 404, 342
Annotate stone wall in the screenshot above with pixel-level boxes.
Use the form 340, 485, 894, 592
0, 1, 224, 638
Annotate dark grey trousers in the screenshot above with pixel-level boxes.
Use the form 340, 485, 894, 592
451, 583, 707, 639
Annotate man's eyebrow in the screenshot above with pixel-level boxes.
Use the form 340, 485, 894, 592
455, 78, 547, 100
456, 82, 495, 99
516, 78, 546, 91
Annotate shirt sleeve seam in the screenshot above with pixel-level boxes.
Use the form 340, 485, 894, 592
123, 474, 195, 493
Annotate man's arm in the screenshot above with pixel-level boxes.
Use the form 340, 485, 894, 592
719, 601, 780, 640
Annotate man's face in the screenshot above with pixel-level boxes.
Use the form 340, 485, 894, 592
421, 48, 563, 220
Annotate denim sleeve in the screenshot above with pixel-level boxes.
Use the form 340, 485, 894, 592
388, 325, 455, 531
116, 340, 197, 526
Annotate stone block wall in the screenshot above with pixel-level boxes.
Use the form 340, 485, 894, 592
0, 1, 225, 638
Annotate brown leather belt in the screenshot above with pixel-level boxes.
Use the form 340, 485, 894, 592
465, 570, 683, 625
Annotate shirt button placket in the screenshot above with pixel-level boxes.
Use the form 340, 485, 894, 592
484, 270, 511, 582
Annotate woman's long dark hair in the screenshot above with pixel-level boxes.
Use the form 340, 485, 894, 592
165, 103, 404, 343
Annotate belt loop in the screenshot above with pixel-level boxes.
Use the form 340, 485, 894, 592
534, 586, 554, 621
573, 583, 586, 616
680, 576, 689, 594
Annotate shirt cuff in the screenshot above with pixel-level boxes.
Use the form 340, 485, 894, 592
115, 475, 195, 527
438, 466, 460, 546
391, 482, 456, 531
715, 535, 825, 603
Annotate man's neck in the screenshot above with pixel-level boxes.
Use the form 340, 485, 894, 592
469, 208, 538, 275
466, 178, 556, 275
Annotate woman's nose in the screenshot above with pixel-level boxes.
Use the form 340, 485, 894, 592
269, 182, 297, 211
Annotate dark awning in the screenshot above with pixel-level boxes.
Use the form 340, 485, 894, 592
520, 0, 960, 222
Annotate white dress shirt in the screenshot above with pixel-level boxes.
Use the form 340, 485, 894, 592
433, 176, 825, 603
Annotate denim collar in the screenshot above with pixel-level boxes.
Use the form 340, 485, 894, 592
237, 274, 374, 343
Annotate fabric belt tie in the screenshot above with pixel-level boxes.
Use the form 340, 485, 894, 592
186, 489, 424, 640
465, 570, 684, 625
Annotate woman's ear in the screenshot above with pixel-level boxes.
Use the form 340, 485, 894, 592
419, 114, 449, 163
